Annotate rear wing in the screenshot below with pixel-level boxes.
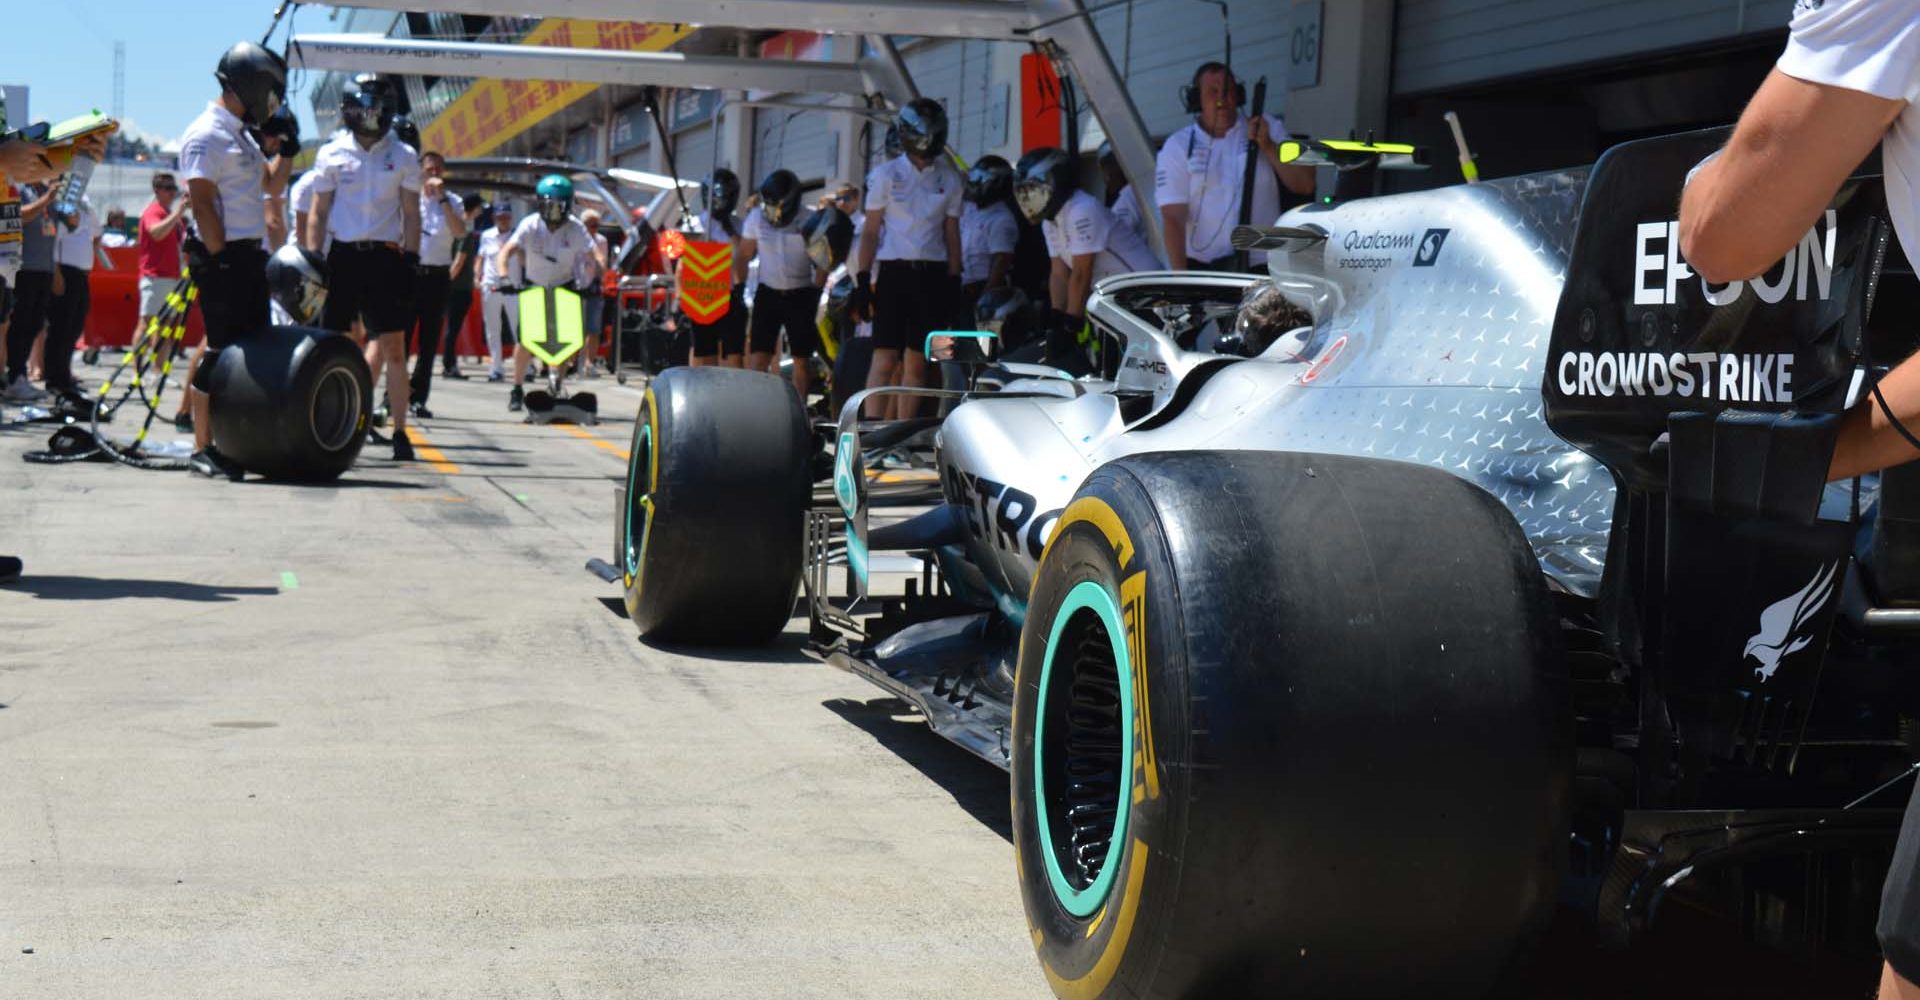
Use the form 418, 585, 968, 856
1543, 127, 1892, 773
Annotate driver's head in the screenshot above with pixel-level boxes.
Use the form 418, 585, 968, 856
1230, 280, 1314, 357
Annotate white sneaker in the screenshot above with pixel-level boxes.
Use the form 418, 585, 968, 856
3, 375, 48, 402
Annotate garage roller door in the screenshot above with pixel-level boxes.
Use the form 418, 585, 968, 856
754, 97, 840, 184
671, 122, 718, 186
1394, 0, 1796, 96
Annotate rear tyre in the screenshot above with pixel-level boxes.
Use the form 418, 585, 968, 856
620, 366, 810, 644
1014, 451, 1569, 1000
205, 326, 371, 483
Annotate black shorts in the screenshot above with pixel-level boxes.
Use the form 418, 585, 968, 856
688, 283, 747, 357
185, 239, 269, 352
0, 274, 13, 325
873, 260, 960, 354
1883, 778, 1920, 982
749, 284, 822, 358
322, 243, 411, 335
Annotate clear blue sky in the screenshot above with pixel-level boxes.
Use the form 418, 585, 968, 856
3, 0, 334, 146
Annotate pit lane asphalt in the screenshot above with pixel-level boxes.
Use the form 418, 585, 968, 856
0, 357, 1046, 999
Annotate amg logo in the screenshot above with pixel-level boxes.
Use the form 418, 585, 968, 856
1633, 210, 1836, 307
1555, 350, 1795, 403
1342, 230, 1417, 252
1123, 356, 1170, 374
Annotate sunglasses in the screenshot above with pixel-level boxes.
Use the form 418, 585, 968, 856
155, 183, 178, 191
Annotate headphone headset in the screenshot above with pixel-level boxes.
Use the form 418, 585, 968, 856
1181, 62, 1246, 116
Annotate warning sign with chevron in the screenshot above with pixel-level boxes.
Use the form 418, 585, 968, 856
677, 238, 733, 323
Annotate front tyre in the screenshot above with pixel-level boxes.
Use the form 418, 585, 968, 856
1013, 451, 1569, 999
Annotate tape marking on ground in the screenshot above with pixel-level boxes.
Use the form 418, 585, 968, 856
404, 428, 461, 474
279, 571, 299, 590
559, 424, 630, 460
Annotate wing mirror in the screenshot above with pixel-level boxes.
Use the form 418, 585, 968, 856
925, 330, 1000, 365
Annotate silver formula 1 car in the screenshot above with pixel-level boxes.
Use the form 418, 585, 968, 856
613, 129, 1918, 998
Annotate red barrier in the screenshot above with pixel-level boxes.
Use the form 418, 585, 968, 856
83, 246, 204, 347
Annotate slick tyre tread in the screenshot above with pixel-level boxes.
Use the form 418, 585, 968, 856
621, 366, 810, 645
1013, 451, 1569, 1000
205, 326, 371, 483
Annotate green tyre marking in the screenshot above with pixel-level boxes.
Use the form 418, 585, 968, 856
625, 420, 653, 580
1034, 577, 1135, 918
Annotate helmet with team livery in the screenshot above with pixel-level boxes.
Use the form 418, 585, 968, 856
535, 174, 574, 227
265, 243, 328, 326
1012, 147, 1075, 223
964, 155, 1012, 207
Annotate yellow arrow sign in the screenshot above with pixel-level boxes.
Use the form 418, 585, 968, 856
517, 286, 586, 366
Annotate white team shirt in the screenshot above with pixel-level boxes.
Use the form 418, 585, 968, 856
478, 223, 523, 290
1154, 112, 1287, 264
959, 200, 1019, 285
505, 214, 591, 289
1110, 184, 1153, 258
309, 131, 422, 244
178, 101, 270, 242
741, 205, 812, 291
1042, 189, 1159, 281
1778, 0, 1920, 264
418, 188, 463, 267
865, 154, 964, 262
54, 202, 96, 271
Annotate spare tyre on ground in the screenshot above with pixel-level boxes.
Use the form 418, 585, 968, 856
202, 326, 371, 483
618, 366, 811, 645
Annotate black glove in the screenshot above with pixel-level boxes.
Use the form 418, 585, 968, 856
850, 271, 872, 322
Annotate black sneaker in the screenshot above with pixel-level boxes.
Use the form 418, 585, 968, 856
174, 412, 193, 433
190, 447, 245, 481
367, 427, 390, 445
0, 555, 20, 583
410, 402, 434, 419
442, 367, 468, 380
392, 429, 415, 461
508, 385, 524, 412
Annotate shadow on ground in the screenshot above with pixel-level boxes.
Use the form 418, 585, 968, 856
821, 696, 1011, 843
1, 576, 279, 602
288, 477, 427, 491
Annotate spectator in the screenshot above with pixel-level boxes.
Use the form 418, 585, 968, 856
44, 196, 99, 393
100, 207, 131, 247
441, 192, 484, 378
137, 171, 190, 366
579, 208, 609, 377
3, 182, 56, 400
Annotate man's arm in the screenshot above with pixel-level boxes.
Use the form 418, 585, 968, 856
854, 209, 882, 279
450, 237, 469, 279
151, 197, 189, 238
400, 191, 421, 255
20, 183, 54, 222
263, 152, 292, 197
1680, 69, 1901, 282
304, 190, 331, 254
1065, 254, 1095, 318
1049, 257, 1069, 312
188, 177, 228, 254
987, 252, 1012, 290
1249, 116, 1315, 196
944, 215, 962, 276
1160, 203, 1190, 270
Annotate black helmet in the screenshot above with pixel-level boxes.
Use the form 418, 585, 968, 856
392, 114, 420, 151
214, 42, 287, 128
802, 206, 854, 273
1012, 147, 1075, 223
339, 77, 396, 141
758, 169, 802, 227
894, 98, 948, 160
964, 155, 1012, 206
1096, 139, 1117, 170
266, 244, 329, 326
706, 168, 740, 217
882, 124, 903, 160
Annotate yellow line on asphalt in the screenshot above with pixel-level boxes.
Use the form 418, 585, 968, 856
559, 424, 629, 461
405, 427, 461, 474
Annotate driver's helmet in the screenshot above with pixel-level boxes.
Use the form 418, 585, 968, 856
265, 243, 328, 325
974, 286, 1035, 345
803, 205, 854, 273
535, 174, 574, 226
1221, 279, 1316, 358
1013, 147, 1075, 223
